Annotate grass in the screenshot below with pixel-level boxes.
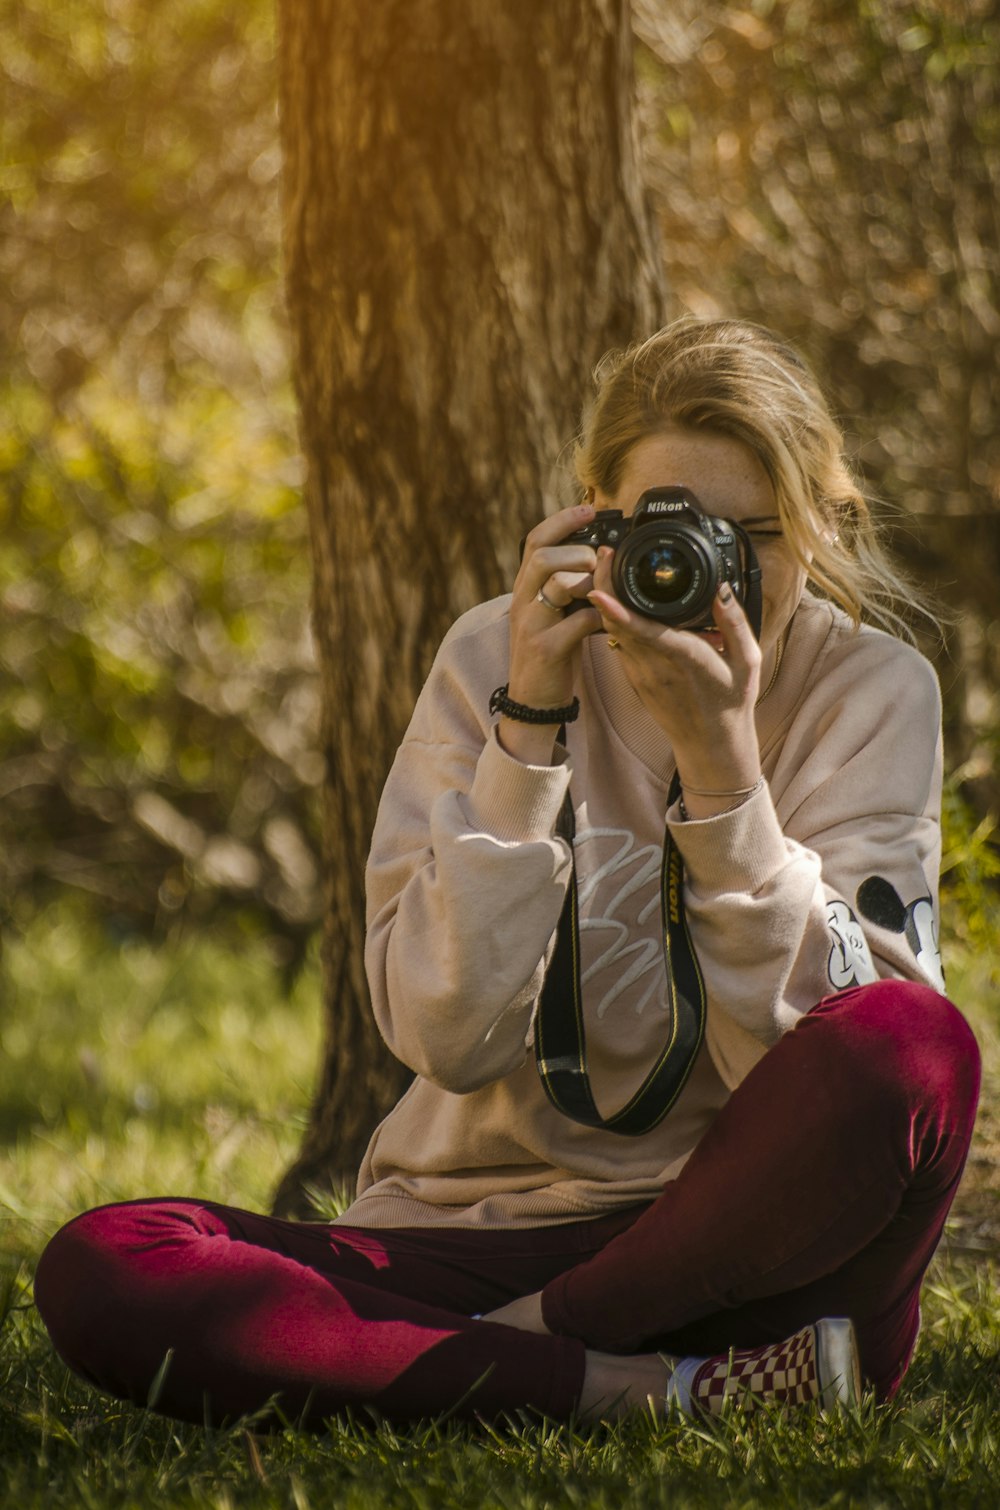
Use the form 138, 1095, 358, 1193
1, 908, 998, 1508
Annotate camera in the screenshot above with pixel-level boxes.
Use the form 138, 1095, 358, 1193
565, 486, 762, 634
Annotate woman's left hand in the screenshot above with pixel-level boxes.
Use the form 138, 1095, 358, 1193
588, 548, 762, 798
479, 1291, 550, 1333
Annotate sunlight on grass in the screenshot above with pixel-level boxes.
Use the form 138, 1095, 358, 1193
0, 911, 323, 1256
0, 909, 997, 1508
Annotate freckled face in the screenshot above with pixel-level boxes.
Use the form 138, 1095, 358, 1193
593, 427, 807, 654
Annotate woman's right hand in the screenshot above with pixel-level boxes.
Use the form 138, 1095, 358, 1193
499, 502, 602, 763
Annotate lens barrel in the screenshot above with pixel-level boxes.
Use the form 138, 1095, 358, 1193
612, 520, 719, 627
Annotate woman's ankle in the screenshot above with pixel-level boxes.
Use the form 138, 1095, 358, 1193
578, 1349, 675, 1423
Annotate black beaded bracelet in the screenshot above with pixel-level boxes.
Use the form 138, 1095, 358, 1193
489, 684, 580, 724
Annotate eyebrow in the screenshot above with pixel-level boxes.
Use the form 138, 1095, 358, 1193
742, 514, 782, 525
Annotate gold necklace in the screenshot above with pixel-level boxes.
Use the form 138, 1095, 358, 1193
755, 628, 786, 707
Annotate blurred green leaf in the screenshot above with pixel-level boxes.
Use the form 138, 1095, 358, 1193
2, 0, 998, 954
0, 0, 320, 956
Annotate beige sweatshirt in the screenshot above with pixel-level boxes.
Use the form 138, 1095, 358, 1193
337, 591, 944, 1230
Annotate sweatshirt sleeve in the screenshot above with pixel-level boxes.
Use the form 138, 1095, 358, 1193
363, 606, 574, 1094
666, 634, 945, 1090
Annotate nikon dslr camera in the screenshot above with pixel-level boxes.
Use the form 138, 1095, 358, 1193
565, 486, 762, 634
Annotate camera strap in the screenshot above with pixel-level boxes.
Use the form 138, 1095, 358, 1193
533, 768, 706, 1136
532, 528, 761, 1136
739, 526, 763, 645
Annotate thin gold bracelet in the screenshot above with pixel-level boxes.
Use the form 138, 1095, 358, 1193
677, 775, 765, 822
680, 775, 764, 799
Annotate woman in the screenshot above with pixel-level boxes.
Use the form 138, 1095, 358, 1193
36, 318, 980, 1427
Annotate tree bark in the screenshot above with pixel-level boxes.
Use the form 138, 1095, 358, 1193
273, 0, 667, 1215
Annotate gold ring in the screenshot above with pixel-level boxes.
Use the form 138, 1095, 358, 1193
536, 589, 564, 614
607, 637, 620, 650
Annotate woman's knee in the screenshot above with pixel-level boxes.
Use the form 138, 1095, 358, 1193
35, 1199, 207, 1366
806, 978, 981, 1136
35, 1206, 122, 1366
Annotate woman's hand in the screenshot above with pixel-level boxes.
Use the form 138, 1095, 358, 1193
588, 549, 762, 807
500, 503, 602, 764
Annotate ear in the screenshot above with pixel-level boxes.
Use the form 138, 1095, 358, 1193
820, 497, 852, 546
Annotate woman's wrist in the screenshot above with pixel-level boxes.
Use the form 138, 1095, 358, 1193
496, 719, 561, 766
673, 735, 762, 819
490, 684, 579, 725
678, 773, 764, 821
492, 674, 578, 766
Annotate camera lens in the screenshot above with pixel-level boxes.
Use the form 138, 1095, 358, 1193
633, 543, 694, 606
614, 522, 717, 624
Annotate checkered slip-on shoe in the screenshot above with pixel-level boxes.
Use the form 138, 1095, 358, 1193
688, 1318, 861, 1414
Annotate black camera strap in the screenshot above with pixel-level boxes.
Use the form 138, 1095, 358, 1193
737, 523, 763, 647
531, 525, 762, 1136
534, 768, 706, 1136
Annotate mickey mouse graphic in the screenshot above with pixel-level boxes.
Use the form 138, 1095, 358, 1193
826, 876, 944, 992
856, 875, 945, 991
825, 899, 878, 989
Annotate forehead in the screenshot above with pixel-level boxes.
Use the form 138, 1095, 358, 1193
604, 428, 776, 522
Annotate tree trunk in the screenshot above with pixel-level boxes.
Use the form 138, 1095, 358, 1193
273, 0, 667, 1215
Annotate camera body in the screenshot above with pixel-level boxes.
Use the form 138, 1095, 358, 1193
565, 486, 761, 634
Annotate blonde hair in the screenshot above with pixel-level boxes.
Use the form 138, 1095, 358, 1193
574, 317, 931, 639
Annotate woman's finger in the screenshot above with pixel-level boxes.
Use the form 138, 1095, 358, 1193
522, 545, 595, 600
589, 554, 702, 651
587, 586, 631, 631
553, 603, 603, 645
521, 502, 595, 560
588, 556, 759, 693
711, 585, 762, 680
515, 603, 603, 667
586, 589, 706, 661
532, 566, 599, 611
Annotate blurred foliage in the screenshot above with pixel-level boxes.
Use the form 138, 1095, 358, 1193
1, 0, 997, 951
0, 900, 323, 1244
942, 774, 1000, 986
1, 0, 320, 962
635, 0, 1000, 811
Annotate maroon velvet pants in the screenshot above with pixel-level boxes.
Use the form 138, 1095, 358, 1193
35, 981, 980, 1427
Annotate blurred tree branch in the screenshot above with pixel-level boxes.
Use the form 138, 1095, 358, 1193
634, 0, 1000, 809
1, 0, 997, 975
